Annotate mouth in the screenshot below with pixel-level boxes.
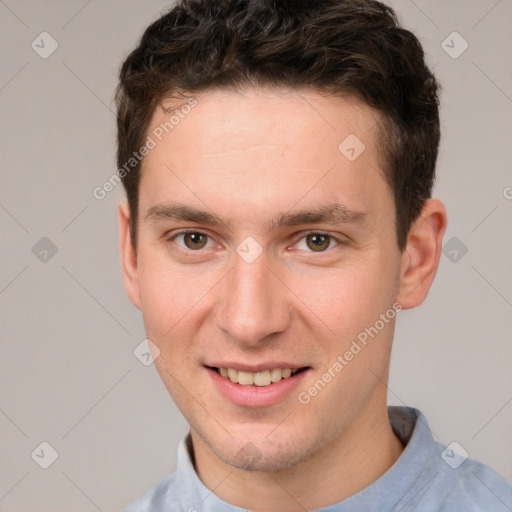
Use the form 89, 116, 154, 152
206, 364, 311, 407
207, 366, 310, 387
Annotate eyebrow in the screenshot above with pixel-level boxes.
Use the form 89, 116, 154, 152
270, 203, 367, 229
145, 202, 367, 230
145, 203, 230, 228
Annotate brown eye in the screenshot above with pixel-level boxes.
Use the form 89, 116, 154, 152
305, 234, 331, 251
183, 232, 208, 250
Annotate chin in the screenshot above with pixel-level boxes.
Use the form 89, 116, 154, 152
221, 441, 310, 473
197, 421, 328, 473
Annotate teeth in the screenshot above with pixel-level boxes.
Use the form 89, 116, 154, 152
238, 371, 254, 385
217, 367, 300, 386
270, 368, 282, 382
227, 368, 238, 383
254, 370, 271, 386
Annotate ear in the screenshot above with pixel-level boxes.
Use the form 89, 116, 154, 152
397, 199, 447, 309
119, 200, 141, 310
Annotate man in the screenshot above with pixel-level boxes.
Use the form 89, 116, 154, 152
116, 0, 512, 510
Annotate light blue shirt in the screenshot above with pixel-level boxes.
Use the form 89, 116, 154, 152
124, 406, 512, 511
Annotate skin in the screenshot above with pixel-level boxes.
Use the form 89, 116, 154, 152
119, 88, 446, 510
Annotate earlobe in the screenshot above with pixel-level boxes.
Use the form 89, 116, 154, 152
397, 199, 447, 310
118, 200, 142, 310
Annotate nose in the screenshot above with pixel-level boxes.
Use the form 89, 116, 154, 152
214, 252, 291, 347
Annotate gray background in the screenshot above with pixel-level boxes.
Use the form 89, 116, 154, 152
1, 1, 511, 510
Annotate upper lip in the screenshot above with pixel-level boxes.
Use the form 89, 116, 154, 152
206, 362, 309, 372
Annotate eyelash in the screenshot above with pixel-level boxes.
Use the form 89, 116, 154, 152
167, 229, 346, 254
292, 230, 343, 252
168, 229, 217, 250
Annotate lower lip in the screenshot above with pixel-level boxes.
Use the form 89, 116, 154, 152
207, 367, 310, 407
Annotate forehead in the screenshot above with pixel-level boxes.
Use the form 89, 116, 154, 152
139, 88, 391, 223
148, 87, 382, 161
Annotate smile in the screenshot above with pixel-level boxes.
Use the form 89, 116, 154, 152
205, 362, 311, 406
213, 367, 304, 387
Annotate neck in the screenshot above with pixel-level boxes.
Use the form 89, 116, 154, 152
190, 394, 404, 511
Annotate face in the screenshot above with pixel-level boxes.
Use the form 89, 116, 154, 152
121, 88, 411, 472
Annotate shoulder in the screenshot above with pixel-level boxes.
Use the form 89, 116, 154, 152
420, 443, 512, 511
388, 407, 511, 512
122, 474, 174, 512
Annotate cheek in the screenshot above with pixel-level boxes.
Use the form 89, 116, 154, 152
294, 264, 397, 423
289, 260, 395, 339
136, 251, 219, 344
136, 255, 219, 403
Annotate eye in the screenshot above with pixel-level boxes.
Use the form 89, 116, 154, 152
172, 231, 214, 250
294, 233, 339, 252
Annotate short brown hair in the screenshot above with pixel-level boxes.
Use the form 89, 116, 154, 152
115, 0, 440, 250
